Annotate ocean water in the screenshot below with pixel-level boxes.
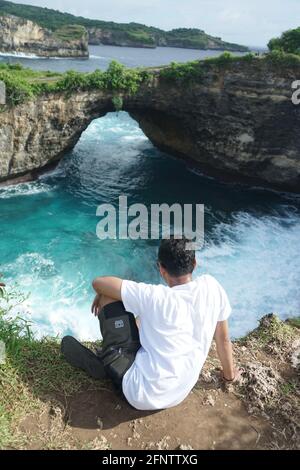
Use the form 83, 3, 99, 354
0, 44, 246, 72
0, 112, 299, 341
0, 45, 299, 340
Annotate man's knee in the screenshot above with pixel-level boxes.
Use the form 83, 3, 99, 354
61, 335, 76, 354
100, 295, 120, 309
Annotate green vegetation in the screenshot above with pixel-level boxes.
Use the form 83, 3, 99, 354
112, 95, 124, 112
125, 30, 155, 46
1, 51, 300, 107
264, 49, 300, 67
160, 60, 204, 82
0, 60, 150, 106
280, 381, 298, 396
243, 314, 298, 350
0, 0, 248, 51
159, 52, 257, 82
165, 28, 248, 51
0, 282, 107, 449
268, 27, 300, 55
159, 51, 300, 84
287, 317, 300, 329
53, 24, 87, 42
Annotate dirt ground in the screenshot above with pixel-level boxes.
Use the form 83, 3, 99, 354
16, 315, 299, 451
19, 375, 269, 450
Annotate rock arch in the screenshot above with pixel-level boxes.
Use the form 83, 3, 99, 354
0, 61, 300, 192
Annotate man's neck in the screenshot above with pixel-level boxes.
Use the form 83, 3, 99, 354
169, 275, 193, 288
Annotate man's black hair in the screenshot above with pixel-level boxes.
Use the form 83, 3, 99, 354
158, 236, 195, 277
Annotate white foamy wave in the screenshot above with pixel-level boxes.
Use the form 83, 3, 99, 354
0, 181, 54, 199
122, 135, 148, 141
198, 210, 300, 338
5, 272, 98, 341
4, 253, 56, 284
0, 51, 44, 59
90, 55, 106, 59
8, 297, 98, 341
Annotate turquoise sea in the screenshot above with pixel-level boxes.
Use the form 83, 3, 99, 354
0, 46, 299, 340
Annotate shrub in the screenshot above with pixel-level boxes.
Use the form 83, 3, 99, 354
0, 283, 32, 357
112, 95, 123, 111
0, 70, 34, 105
103, 60, 143, 94
160, 60, 203, 82
54, 70, 89, 92
265, 50, 300, 67
268, 27, 300, 55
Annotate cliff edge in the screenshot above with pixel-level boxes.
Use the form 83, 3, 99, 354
0, 14, 89, 57
0, 314, 299, 449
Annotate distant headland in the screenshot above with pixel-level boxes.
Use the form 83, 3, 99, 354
0, 0, 249, 58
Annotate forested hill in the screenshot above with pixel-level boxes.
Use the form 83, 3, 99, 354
0, 0, 249, 51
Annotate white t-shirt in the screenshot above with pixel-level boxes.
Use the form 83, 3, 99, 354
121, 274, 231, 410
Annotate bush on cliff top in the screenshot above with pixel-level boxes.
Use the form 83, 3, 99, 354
264, 50, 300, 67
0, 60, 150, 105
159, 52, 256, 82
158, 51, 300, 84
268, 27, 300, 55
0, 69, 35, 105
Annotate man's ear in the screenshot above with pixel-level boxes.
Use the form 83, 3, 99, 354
193, 259, 197, 269
158, 263, 166, 278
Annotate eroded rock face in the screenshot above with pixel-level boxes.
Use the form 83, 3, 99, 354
87, 28, 155, 48
0, 91, 113, 179
128, 63, 300, 193
0, 60, 300, 192
0, 14, 89, 57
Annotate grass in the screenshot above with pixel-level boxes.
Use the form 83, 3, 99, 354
280, 381, 298, 396
0, 284, 108, 449
248, 314, 298, 348
0, 282, 299, 449
287, 318, 300, 329
53, 24, 87, 42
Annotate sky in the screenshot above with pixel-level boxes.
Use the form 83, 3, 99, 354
12, 0, 300, 47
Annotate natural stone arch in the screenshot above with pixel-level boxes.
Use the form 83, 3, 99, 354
0, 61, 300, 192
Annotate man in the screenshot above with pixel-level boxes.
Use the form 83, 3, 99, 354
61, 237, 238, 410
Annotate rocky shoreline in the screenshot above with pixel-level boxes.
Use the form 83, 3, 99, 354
0, 14, 89, 57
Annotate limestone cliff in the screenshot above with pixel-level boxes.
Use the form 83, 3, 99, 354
0, 59, 299, 192
0, 14, 89, 57
87, 28, 156, 49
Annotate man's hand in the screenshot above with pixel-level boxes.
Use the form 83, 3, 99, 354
91, 294, 103, 317
221, 366, 243, 383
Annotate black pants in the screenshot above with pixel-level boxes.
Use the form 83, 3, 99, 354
61, 301, 141, 390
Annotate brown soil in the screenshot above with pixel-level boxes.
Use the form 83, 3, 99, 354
16, 315, 300, 450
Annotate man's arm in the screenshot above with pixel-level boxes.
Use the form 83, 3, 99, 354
92, 276, 123, 300
214, 320, 236, 381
